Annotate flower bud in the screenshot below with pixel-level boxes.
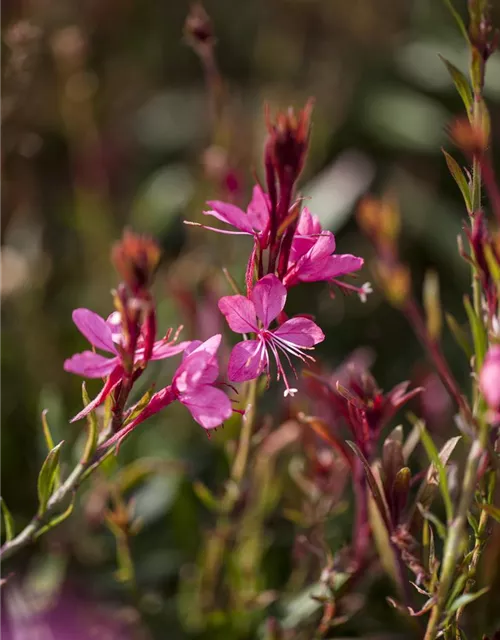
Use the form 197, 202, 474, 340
450, 116, 488, 156
480, 345, 500, 411
184, 3, 214, 50
112, 229, 161, 295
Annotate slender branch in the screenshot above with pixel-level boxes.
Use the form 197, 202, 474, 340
0, 442, 115, 562
231, 377, 258, 486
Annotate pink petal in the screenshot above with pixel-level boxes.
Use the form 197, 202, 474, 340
320, 254, 364, 279
72, 308, 117, 353
227, 339, 268, 382
173, 335, 221, 392
70, 365, 123, 422
64, 351, 118, 378
101, 386, 176, 448
204, 201, 254, 233
246, 185, 270, 231
146, 339, 191, 361
218, 295, 258, 334
179, 385, 233, 429
273, 317, 325, 347
252, 274, 287, 327
106, 311, 124, 345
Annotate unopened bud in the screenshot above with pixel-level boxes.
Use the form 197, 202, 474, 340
112, 229, 161, 295
423, 270, 442, 341
377, 263, 411, 307
450, 116, 488, 156
184, 3, 214, 50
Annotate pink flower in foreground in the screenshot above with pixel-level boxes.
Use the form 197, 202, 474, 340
102, 335, 232, 448
65, 308, 189, 422
284, 208, 367, 296
185, 185, 271, 247
218, 274, 324, 396
480, 345, 500, 414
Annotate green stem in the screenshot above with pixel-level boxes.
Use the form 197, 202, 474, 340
230, 377, 258, 486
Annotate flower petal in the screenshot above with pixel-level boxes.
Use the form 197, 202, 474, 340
179, 385, 233, 429
72, 308, 117, 353
227, 339, 268, 382
147, 339, 191, 361
173, 335, 221, 392
320, 254, 364, 279
246, 185, 270, 231
64, 351, 118, 378
70, 365, 123, 422
218, 295, 258, 334
252, 274, 287, 327
273, 317, 325, 347
204, 201, 254, 233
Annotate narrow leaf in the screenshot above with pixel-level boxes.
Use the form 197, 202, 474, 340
445, 313, 473, 359
477, 503, 500, 523
0, 497, 15, 542
439, 57, 473, 115
37, 441, 64, 516
418, 423, 454, 523
442, 0, 471, 44
463, 295, 487, 370
423, 270, 442, 340
417, 504, 447, 540
41, 410, 60, 488
193, 481, 220, 511
442, 149, 472, 213
447, 587, 489, 615
346, 441, 392, 530
34, 498, 75, 539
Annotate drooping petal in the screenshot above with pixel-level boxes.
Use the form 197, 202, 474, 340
204, 201, 254, 233
173, 335, 221, 392
72, 308, 117, 353
179, 385, 233, 429
273, 317, 325, 347
101, 386, 176, 448
218, 295, 258, 334
227, 339, 268, 382
246, 185, 270, 231
70, 365, 124, 423
251, 274, 287, 328
64, 351, 118, 378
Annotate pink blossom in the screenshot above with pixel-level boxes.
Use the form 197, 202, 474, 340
480, 345, 500, 414
65, 308, 189, 422
185, 185, 270, 247
284, 209, 366, 293
218, 274, 324, 396
102, 335, 233, 448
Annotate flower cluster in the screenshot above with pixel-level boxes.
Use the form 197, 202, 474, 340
65, 103, 367, 447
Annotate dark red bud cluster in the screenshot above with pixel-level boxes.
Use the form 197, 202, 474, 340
112, 229, 161, 297
184, 3, 214, 51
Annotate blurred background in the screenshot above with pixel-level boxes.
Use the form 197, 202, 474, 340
2, 0, 500, 638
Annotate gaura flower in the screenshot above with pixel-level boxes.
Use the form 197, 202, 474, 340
284, 208, 368, 297
218, 274, 324, 396
102, 334, 232, 448
65, 308, 189, 421
185, 184, 271, 248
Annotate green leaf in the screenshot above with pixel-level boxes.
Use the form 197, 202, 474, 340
442, 149, 472, 213
442, 0, 471, 44
346, 441, 392, 530
445, 313, 473, 359
81, 383, 98, 464
417, 504, 447, 539
41, 410, 60, 488
418, 422, 454, 523
124, 387, 153, 425
192, 481, 220, 511
463, 295, 487, 370
34, 498, 75, 539
447, 587, 489, 615
439, 57, 473, 115
0, 497, 15, 542
37, 442, 64, 516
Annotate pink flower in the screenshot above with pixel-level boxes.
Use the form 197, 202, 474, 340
65, 308, 189, 421
102, 335, 233, 448
218, 274, 324, 396
185, 185, 270, 247
284, 209, 366, 293
480, 345, 500, 414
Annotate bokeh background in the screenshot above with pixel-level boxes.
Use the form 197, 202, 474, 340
2, 0, 500, 638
